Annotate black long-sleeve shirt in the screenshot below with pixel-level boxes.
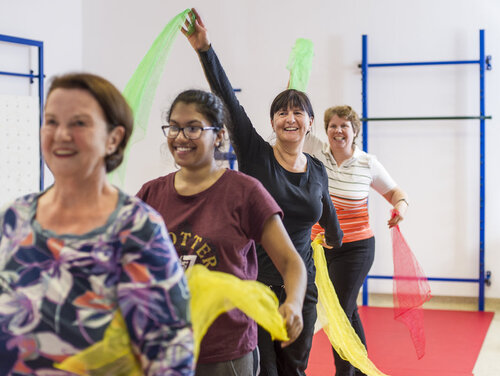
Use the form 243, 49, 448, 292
199, 47, 343, 285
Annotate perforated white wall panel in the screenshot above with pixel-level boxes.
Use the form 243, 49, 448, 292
0, 94, 40, 208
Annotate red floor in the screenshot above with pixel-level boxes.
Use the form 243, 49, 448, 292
307, 306, 494, 376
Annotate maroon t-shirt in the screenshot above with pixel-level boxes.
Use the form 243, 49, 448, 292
137, 169, 282, 363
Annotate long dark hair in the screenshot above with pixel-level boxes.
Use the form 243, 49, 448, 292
167, 89, 228, 131
269, 89, 314, 120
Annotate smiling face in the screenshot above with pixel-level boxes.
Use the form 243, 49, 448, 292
167, 102, 223, 170
326, 114, 356, 153
272, 106, 313, 144
42, 88, 123, 181
269, 89, 314, 146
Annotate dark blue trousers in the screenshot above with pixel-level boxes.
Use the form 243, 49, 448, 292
257, 282, 318, 376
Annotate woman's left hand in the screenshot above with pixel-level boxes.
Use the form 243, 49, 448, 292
383, 187, 408, 228
279, 301, 303, 347
387, 209, 404, 228
388, 200, 408, 227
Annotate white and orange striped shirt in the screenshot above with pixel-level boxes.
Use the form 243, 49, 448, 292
304, 133, 396, 243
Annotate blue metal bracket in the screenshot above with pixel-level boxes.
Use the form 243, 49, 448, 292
486, 55, 492, 70
485, 271, 492, 286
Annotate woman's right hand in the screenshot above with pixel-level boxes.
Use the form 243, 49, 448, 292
182, 8, 211, 52
317, 232, 333, 249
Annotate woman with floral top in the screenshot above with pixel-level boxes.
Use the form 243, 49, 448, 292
0, 73, 194, 375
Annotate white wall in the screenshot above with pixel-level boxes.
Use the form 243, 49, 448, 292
81, 0, 500, 300
0, 0, 83, 87
82, 0, 500, 300
3, 0, 498, 300
0, 0, 84, 187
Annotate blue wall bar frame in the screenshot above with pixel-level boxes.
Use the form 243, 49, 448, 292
215, 88, 240, 169
0, 34, 45, 190
360, 30, 491, 311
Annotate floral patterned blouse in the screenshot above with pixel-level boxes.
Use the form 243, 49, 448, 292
0, 190, 194, 375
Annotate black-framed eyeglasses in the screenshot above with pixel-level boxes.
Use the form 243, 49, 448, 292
161, 125, 219, 140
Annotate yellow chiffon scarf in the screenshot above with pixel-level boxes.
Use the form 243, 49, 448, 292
56, 241, 389, 375
55, 264, 288, 373
312, 237, 389, 376
54, 310, 142, 375
186, 264, 288, 360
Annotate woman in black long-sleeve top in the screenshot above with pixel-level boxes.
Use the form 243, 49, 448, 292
182, 9, 343, 376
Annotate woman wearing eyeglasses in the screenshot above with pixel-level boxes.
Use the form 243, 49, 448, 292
137, 89, 307, 376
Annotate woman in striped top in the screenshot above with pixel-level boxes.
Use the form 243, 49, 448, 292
303, 105, 408, 376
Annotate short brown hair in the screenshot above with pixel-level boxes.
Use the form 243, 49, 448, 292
46, 73, 133, 172
324, 105, 361, 146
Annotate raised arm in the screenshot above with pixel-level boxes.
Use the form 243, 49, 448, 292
182, 8, 265, 161
118, 209, 194, 375
259, 214, 307, 347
